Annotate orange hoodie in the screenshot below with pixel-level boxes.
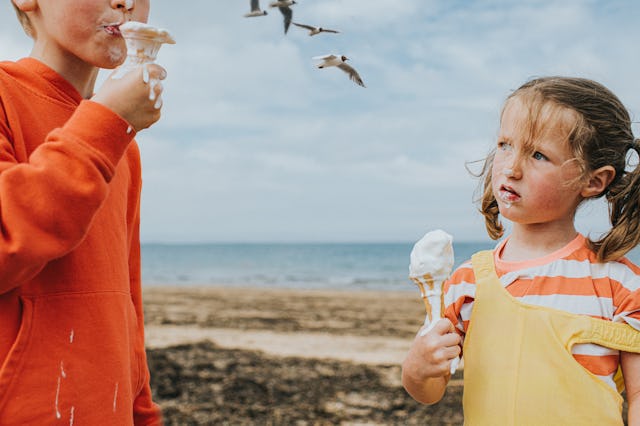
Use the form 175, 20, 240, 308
0, 58, 162, 425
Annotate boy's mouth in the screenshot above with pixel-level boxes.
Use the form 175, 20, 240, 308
104, 24, 122, 36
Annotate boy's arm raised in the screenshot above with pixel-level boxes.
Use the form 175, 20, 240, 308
0, 64, 165, 292
0, 99, 134, 291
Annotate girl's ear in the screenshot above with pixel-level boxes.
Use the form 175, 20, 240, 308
581, 165, 616, 198
12, 0, 37, 12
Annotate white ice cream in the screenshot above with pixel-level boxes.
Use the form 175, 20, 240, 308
409, 229, 454, 280
118, 22, 175, 66
408, 229, 460, 374
119, 21, 176, 45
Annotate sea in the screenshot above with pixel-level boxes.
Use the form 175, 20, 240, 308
141, 242, 490, 290
141, 241, 640, 291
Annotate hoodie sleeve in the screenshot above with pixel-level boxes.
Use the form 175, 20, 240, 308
0, 99, 135, 293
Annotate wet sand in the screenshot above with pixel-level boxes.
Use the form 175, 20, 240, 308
143, 286, 628, 425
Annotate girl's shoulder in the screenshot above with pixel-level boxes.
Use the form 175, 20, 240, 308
567, 241, 640, 280
445, 237, 640, 288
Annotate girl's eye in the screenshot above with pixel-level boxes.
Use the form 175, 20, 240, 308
533, 151, 547, 161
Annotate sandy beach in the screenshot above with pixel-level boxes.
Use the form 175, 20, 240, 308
143, 286, 629, 425
143, 286, 465, 425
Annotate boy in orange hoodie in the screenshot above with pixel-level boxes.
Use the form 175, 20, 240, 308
0, 0, 166, 424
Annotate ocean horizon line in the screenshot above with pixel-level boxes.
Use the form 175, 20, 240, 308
141, 240, 494, 246
140, 241, 496, 289
140, 241, 640, 289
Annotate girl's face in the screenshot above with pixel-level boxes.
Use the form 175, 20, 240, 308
491, 97, 586, 229
25, 0, 150, 70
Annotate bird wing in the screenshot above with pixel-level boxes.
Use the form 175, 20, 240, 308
293, 22, 315, 30
279, 6, 293, 34
251, 0, 261, 12
337, 63, 366, 87
322, 28, 340, 34
312, 54, 336, 61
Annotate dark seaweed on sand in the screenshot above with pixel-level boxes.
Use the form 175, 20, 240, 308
148, 341, 465, 425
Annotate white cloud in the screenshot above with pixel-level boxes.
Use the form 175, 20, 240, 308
304, 0, 428, 28
1, 0, 638, 243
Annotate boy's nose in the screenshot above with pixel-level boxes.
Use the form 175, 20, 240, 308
111, 0, 134, 11
113, 0, 150, 22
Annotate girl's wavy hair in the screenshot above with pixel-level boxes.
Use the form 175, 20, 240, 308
473, 76, 640, 262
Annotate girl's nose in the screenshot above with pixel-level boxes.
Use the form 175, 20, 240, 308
503, 159, 522, 179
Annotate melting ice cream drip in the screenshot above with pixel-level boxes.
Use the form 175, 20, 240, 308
409, 229, 460, 374
55, 376, 62, 419
498, 192, 512, 209
113, 382, 119, 412
55, 361, 66, 419
501, 168, 513, 208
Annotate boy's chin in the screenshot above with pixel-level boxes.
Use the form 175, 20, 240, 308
97, 44, 128, 69
102, 63, 122, 70
98, 56, 126, 71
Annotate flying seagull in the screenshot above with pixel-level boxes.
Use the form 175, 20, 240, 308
313, 54, 366, 88
244, 0, 267, 17
269, 0, 296, 34
292, 22, 340, 36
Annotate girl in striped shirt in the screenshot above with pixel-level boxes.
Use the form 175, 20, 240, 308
402, 77, 640, 425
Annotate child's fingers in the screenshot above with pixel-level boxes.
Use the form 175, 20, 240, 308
92, 64, 166, 131
430, 348, 460, 376
440, 331, 461, 348
428, 318, 455, 336
443, 343, 461, 359
142, 64, 167, 82
418, 319, 460, 347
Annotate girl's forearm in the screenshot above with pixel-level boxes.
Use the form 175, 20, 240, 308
401, 369, 449, 405
622, 351, 640, 426
628, 396, 640, 426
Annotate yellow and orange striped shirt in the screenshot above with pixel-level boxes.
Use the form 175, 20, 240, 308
443, 234, 640, 390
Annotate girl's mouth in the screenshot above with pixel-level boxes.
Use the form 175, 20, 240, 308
498, 185, 520, 203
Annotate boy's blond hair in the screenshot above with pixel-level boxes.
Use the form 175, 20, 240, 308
12, 2, 34, 38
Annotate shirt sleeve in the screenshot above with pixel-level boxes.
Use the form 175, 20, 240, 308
443, 260, 477, 338
617, 289, 640, 329
611, 258, 640, 331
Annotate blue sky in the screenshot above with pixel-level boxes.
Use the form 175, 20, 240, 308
1, 1, 639, 243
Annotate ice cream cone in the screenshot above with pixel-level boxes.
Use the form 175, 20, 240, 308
408, 229, 460, 374
410, 273, 446, 325
112, 22, 175, 80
